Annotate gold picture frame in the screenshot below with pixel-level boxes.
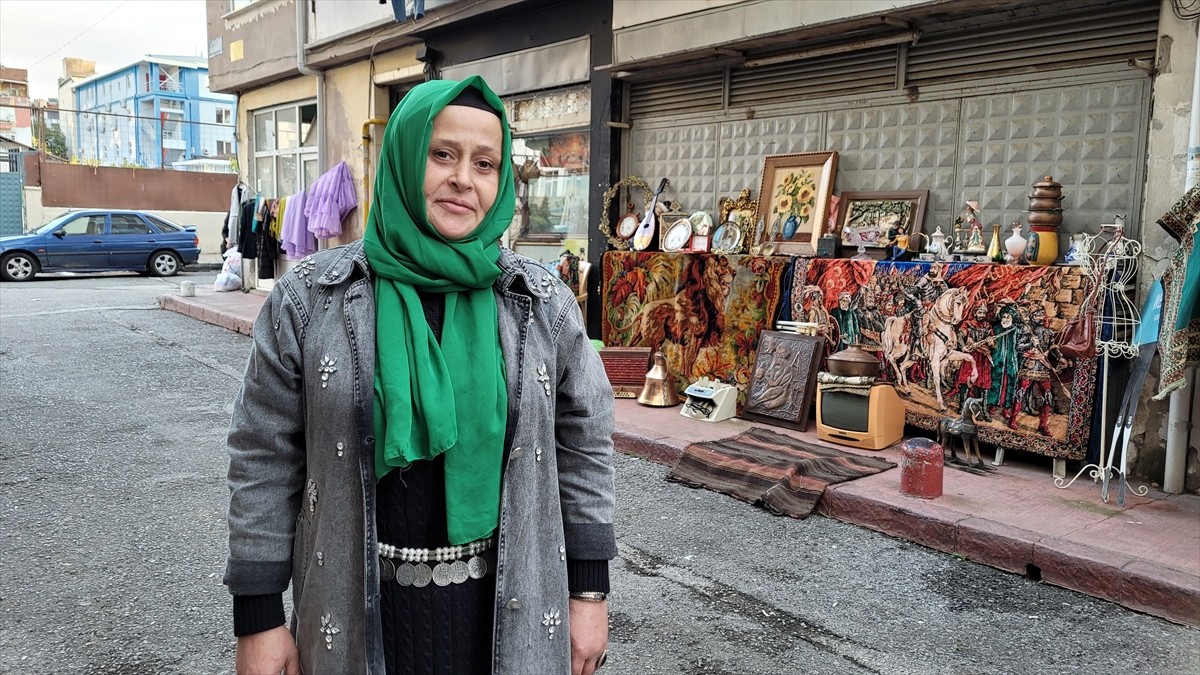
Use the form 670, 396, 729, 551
837, 190, 930, 249
756, 152, 838, 256
715, 188, 757, 254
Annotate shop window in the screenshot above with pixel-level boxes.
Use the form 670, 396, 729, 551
511, 130, 589, 240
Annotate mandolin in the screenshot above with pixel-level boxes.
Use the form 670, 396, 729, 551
631, 178, 669, 251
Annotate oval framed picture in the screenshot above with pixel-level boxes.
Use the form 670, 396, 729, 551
712, 221, 743, 254
615, 213, 639, 239
662, 218, 693, 252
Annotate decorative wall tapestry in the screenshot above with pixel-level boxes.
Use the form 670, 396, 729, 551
781, 258, 1098, 460
601, 251, 790, 410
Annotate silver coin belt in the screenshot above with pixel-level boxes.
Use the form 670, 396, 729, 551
377, 537, 495, 588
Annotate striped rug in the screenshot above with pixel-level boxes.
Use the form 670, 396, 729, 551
666, 427, 895, 519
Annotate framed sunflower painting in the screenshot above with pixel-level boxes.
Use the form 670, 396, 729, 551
755, 151, 838, 256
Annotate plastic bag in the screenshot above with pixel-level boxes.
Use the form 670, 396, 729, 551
213, 271, 241, 292
222, 248, 243, 277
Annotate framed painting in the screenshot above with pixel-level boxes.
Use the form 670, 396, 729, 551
740, 330, 826, 431
838, 190, 929, 250
715, 188, 757, 254
756, 152, 838, 256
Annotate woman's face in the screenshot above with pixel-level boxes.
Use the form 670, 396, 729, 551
423, 104, 503, 240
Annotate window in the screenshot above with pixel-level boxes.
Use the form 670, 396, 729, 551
511, 131, 590, 239
111, 214, 149, 235
251, 101, 318, 198
216, 140, 233, 156
215, 107, 232, 124
145, 214, 183, 232
61, 215, 104, 236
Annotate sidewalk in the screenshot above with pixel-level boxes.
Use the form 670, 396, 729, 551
159, 286, 1200, 627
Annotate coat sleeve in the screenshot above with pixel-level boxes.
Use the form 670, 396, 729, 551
553, 300, 617, 561
224, 279, 308, 595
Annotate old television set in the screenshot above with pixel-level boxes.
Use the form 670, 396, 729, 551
815, 382, 906, 450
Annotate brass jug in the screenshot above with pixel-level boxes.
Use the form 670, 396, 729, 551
637, 351, 680, 407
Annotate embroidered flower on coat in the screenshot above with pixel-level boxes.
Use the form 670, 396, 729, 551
541, 608, 561, 639
320, 613, 340, 650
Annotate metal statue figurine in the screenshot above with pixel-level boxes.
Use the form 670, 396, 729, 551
937, 396, 993, 474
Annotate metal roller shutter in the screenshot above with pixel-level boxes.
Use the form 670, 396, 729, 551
628, 71, 723, 120
906, 1, 1159, 86
729, 46, 897, 108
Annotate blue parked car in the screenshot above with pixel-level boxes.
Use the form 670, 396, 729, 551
0, 210, 201, 281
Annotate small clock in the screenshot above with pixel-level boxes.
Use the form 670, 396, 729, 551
662, 218, 694, 252
615, 204, 639, 240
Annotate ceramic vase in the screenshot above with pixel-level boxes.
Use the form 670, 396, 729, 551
987, 223, 1004, 262
1004, 222, 1028, 264
1063, 233, 1082, 265
1026, 225, 1058, 266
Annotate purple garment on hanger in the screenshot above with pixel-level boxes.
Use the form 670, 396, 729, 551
281, 190, 316, 259
304, 161, 358, 240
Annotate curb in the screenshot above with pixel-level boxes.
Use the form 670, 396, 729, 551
158, 293, 255, 336
613, 433, 1200, 627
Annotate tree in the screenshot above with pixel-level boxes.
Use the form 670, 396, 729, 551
32, 118, 69, 159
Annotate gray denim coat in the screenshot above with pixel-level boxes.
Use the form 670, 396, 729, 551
224, 241, 616, 674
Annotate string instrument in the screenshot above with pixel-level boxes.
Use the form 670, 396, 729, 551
631, 178, 669, 251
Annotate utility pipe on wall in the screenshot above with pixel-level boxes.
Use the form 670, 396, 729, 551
362, 118, 388, 218
296, 0, 325, 173
1163, 31, 1200, 495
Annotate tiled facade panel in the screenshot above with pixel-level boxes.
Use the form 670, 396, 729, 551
827, 101, 960, 232
627, 78, 1147, 245
960, 80, 1147, 235
716, 115, 826, 199
628, 124, 719, 215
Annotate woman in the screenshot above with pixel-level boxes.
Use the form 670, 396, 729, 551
224, 76, 616, 675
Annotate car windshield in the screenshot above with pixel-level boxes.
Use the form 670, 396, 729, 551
32, 213, 76, 235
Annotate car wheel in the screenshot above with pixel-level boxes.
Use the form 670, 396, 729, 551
1, 252, 37, 282
149, 250, 181, 277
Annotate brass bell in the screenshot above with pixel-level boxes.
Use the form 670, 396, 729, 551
637, 351, 679, 407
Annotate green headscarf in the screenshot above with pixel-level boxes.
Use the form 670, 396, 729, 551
363, 77, 514, 545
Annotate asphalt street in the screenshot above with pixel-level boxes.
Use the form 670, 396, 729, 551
1, 271, 1197, 674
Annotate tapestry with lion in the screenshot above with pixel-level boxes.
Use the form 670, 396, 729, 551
601, 252, 790, 410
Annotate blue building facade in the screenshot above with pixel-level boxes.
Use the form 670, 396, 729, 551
71, 56, 237, 171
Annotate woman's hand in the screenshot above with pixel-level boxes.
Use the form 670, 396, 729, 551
569, 598, 609, 675
236, 625, 300, 675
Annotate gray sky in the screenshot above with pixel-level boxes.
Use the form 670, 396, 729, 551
0, 0, 208, 100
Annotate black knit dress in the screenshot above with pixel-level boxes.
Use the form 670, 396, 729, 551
376, 294, 495, 675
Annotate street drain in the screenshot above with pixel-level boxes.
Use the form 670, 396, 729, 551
1025, 563, 1042, 581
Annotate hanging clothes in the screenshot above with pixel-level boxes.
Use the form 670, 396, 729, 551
237, 198, 259, 259
228, 182, 252, 251
281, 189, 316, 259
258, 201, 279, 280
305, 161, 358, 240
1154, 184, 1200, 398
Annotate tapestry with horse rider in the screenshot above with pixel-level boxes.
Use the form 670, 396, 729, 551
601, 251, 791, 410
782, 258, 1097, 460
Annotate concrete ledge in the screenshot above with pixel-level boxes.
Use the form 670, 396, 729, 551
955, 517, 1039, 575
1119, 560, 1200, 627
1034, 539, 1132, 607
819, 484, 962, 554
